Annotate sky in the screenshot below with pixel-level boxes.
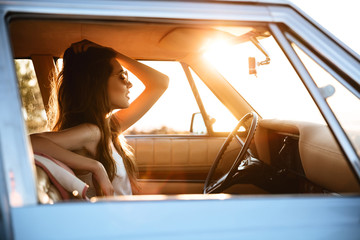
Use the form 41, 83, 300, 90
289, 0, 360, 55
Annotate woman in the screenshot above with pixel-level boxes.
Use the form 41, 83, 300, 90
31, 40, 169, 197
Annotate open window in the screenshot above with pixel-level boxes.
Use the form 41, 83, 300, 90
9, 16, 360, 202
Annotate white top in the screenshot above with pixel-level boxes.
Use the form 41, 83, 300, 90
77, 143, 132, 197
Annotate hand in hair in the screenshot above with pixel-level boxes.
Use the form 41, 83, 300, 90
71, 39, 105, 54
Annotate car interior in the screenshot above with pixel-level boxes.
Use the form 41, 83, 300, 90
9, 17, 360, 203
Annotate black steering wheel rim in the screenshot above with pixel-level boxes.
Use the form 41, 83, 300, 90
203, 112, 258, 194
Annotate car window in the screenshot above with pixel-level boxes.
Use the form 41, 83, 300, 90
202, 35, 326, 124
15, 59, 48, 134
189, 68, 238, 133
8, 14, 359, 198
291, 44, 360, 156
124, 61, 201, 135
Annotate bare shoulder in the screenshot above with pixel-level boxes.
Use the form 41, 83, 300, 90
77, 123, 101, 156
81, 123, 101, 142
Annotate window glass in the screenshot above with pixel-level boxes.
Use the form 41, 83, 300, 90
202, 35, 325, 124
189, 68, 238, 132
15, 59, 48, 134
292, 44, 360, 156
125, 61, 200, 135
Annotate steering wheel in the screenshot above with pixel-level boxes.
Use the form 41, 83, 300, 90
203, 112, 258, 194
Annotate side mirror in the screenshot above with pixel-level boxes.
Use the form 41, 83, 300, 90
190, 112, 216, 134
190, 112, 207, 134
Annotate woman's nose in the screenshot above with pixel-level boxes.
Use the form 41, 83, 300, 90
127, 81, 133, 89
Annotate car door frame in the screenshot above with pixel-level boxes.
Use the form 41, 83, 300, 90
1, 1, 360, 239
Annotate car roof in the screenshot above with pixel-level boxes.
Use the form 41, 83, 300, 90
4, 0, 360, 61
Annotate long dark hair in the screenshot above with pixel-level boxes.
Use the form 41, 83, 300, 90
49, 46, 138, 192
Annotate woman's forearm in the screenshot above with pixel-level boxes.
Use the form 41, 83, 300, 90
115, 52, 169, 89
31, 134, 114, 196
30, 134, 99, 172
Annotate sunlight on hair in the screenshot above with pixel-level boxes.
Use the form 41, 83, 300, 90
56, 58, 63, 71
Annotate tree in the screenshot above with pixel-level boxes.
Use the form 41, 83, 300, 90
15, 60, 48, 134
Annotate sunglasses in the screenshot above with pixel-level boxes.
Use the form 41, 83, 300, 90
114, 70, 129, 84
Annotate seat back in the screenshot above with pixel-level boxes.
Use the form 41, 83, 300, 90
36, 166, 63, 204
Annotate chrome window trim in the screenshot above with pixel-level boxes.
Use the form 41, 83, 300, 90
285, 33, 360, 99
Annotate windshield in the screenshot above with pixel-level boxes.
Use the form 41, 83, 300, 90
203, 35, 325, 124
202, 32, 360, 158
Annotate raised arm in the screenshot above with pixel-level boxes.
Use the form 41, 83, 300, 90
70, 39, 169, 132
113, 52, 169, 132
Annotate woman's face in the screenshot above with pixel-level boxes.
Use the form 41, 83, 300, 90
107, 58, 132, 109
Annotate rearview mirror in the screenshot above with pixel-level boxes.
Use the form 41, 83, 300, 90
248, 57, 257, 76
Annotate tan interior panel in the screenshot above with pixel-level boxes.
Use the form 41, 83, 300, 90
9, 20, 220, 60
136, 181, 204, 195
10, 19, 257, 62
126, 136, 226, 179
299, 124, 360, 193
136, 181, 268, 195
158, 27, 235, 52
255, 119, 360, 193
